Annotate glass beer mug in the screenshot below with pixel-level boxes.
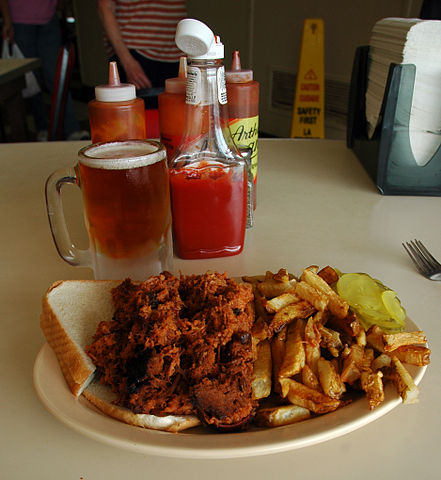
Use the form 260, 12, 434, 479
45, 140, 173, 280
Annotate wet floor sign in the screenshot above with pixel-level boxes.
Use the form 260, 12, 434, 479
290, 19, 325, 138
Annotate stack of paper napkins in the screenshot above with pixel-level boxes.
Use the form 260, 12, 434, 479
365, 18, 441, 166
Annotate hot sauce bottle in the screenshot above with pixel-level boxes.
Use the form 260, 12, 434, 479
158, 57, 187, 161
226, 51, 259, 209
170, 19, 248, 259
88, 62, 146, 143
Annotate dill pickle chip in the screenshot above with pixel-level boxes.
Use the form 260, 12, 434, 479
336, 272, 405, 333
381, 290, 406, 325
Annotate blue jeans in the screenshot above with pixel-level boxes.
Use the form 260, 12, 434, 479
13, 14, 79, 137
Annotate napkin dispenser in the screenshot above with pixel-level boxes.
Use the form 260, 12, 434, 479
347, 46, 441, 196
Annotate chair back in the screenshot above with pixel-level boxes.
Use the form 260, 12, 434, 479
48, 42, 76, 141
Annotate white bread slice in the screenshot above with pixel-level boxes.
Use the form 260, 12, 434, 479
40, 279, 200, 431
83, 379, 201, 432
40, 280, 120, 396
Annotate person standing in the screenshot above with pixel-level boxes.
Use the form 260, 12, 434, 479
0, 0, 88, 140
97, 0, 187, 108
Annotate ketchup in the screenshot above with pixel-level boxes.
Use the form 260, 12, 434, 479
170, 162, 247, 259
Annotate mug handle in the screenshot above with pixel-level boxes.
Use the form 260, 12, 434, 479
45, 166, 92, 268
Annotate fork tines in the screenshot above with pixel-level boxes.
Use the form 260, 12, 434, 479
402, 239, 441, 277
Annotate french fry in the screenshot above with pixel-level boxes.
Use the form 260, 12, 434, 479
383, 331, 427, 352
279, 319, 305, 378
304, 315, 321, 376
362, 347, 375, 370
251, 316, 270, 343
295, 281, 328, 311
272, 268, 292, 283
360, 370, 385, 410
340, 344, 364, 384
302, 364, 321, 391
271, 327, 287, 394
255, 404, 311, 427
242, 274, 266, 284
265, 291, 299, 314
326, 311, 362, 338
301, 268, 349, 319
280, 377, 341, 414
355, 327, 367, 347
258, 278, 297, 298
317, 357, 346, 399
371, 353, 392, 371
251, 284, 270, 323
319, 325, 343, 357
304, 265, 319, 274
366, 325, 385, 352
252, 340, 272, 400
391, 356, 419, 404
388, 345, 431, 366
317, 265, 339, 285
270, 300, 315, 333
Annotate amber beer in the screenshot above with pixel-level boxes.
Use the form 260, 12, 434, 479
75, 141, 172, 279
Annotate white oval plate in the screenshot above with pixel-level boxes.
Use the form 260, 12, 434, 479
33, 317, 427, 459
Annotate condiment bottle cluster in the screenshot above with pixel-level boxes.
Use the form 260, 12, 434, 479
87, 18, 259, 260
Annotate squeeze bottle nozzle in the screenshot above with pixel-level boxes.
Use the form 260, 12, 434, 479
226, 51, 253, 83
108, 61, 121, 86
95, 61, 136, 102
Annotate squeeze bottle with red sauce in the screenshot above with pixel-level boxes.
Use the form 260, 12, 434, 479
158, 56, 187, 161
226, 51, 259, 209
170, 19, 248, 259
88, 62, 146, 143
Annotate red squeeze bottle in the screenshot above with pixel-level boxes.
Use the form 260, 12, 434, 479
88, 62, 146, 143
158, 57, 187, 162
226, 51, 259, 208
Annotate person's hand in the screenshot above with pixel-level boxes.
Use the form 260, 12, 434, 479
2, 20, 14, 42
121, 54, 152, 90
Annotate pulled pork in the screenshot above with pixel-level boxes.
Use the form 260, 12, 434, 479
85, 272, 257, 429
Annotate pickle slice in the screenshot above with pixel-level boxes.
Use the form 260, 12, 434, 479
381, 290, 406, 325
336, 272, 405, 333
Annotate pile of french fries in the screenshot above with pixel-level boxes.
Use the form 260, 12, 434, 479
243, 266, 431, 428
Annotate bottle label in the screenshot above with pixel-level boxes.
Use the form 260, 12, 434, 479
217, 66, 227, 105
186, 65, 228, 106
229, 115, 259, 180
186, 66, 201, 105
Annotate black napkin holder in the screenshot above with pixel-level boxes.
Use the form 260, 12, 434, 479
347, 46, 441, 196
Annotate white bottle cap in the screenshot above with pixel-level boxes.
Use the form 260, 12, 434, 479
175, 18, 224, 60
95, 62, 136, 102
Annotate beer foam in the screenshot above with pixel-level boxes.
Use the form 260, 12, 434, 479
80, 141, 165, 169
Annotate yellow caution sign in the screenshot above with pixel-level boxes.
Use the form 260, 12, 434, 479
290, 19, 325, 138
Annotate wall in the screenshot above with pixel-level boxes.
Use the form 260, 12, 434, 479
188, 0, 424, 137
72, 0, 425, 136
73, 0, 108, 87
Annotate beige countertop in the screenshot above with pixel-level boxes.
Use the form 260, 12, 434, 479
0, 139, 439, 479
0, 57, 40, 85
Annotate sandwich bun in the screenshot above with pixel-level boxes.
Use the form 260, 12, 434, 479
40, 280, 200, 432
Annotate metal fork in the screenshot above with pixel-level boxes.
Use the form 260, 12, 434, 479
402, 240, 441, 281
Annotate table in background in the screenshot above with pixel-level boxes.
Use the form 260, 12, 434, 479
0, 58, 40, 142
0, 139, 439, 479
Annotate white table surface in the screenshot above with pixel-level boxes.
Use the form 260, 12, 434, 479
1, 139, 439, 479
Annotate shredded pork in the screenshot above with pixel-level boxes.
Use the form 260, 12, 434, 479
85, 272, 257, 428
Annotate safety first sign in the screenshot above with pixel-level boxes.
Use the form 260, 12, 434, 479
290, 19, 325, 138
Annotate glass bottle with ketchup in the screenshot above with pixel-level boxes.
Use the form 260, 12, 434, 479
88, 62, 146, 143
170, 19, 248, 259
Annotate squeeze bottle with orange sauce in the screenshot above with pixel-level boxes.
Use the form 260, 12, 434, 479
226, 51, 259, 208
88, 62, 146, 143
158, 57, 187, 161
